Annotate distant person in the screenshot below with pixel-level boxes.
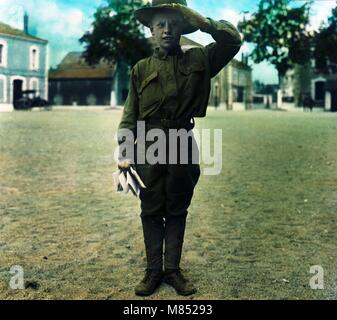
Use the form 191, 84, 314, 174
303, 94, 314, 112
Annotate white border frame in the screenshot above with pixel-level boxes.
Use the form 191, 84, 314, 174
29, 77, 39, 98
0, 74, 7, 103
0, 39, 8, 68
29, 77, 39, 91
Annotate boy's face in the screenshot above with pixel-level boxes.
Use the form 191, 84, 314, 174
151, 10, 184, 52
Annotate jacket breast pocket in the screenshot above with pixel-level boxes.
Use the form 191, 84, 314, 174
138, 71, 162, 112
179, 63, 206, 91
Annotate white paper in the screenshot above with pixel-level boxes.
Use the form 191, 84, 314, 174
130, 166, 146, 188
118, 171, 129, 193
112, 167, 145, 197
127, 171, 139, 196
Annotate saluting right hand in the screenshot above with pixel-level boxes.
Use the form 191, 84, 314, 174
159, 3, 210, 30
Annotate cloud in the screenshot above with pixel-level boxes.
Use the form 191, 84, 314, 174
218, 8, 245, 26
0, 0, 95, 67
0, 1, 88, 36
309, 0, 336, 31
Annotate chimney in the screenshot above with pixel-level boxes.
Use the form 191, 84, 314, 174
24, 12, 29, 34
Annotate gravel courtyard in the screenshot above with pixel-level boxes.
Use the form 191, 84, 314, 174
0, 109, 336, 299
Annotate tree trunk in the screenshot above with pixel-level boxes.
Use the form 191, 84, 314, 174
114, 60, 130, 106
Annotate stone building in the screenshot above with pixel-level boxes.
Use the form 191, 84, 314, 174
172, 37, 253, 111
281, 61, 337, 112
48, 52, 120, 106
209, 56, 253, 110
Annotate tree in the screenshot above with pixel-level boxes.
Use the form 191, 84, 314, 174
80, 0, 151, 66
313, 6, 337, 74
238, 0, 312, 84
80, 0, 152, 104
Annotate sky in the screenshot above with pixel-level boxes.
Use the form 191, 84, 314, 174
0, 0, 336, 84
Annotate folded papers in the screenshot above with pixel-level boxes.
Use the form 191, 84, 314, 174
112, 166, 146, 197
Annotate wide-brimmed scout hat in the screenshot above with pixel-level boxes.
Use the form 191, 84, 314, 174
134, 0, 198, 35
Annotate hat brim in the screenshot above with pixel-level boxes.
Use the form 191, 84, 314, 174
134, 7, 198, 35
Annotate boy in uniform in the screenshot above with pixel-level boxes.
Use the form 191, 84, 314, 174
118, 0, 242, 296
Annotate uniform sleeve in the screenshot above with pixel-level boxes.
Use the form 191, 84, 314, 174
117, 65, 139, 160
118, 65, 139, 144
200, 18, 242, 78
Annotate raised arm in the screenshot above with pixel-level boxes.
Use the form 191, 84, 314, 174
162, 3, 242, 77
201, 18, 242, 78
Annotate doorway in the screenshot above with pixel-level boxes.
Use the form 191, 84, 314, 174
331, 91, 337, 112
13, 79, 23, 109
315, 81, 325, 101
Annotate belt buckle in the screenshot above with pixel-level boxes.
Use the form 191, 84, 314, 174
161, 119, 170, 128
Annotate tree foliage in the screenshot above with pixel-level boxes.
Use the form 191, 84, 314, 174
80, 0, 152, 66
313, 5, 337, 74
238, 0, 312, 80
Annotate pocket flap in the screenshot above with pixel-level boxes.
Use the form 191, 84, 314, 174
139, 71, 159, 94
179, 63, 205, 75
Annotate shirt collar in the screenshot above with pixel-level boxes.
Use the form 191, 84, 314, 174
153, 45, 184, 60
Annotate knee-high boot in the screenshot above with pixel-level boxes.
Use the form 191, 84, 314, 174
164, 214, 187, 271
141, 216, 165, 271
163, 214, 196, 296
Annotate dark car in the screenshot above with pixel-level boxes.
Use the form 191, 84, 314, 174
14, 90, 52, 110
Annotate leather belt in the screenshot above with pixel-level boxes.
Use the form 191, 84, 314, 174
146, 118, 195, 130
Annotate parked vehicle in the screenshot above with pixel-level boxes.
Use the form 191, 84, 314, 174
14, 90, 52, 110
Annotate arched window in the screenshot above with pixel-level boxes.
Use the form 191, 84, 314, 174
29, 46, 39, 70
0, 40, 8, 68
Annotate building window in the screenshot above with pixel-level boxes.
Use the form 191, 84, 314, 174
30, 78, 39, 91
29, 78, 39, 98
32, 49, 37, 69
0, 75, 7, 102
0, 40, 8, 68
311, 59, 316, 68
29, 46, 39, 70
233, 86, 245, 103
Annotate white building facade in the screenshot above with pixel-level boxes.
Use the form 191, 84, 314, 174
0, 21, 48, 112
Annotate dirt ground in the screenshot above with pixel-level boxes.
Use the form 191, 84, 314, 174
0, 109, 336, 300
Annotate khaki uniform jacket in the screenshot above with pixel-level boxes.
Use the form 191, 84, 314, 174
118, 18, 242, 139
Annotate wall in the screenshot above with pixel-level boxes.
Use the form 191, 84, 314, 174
210, 61, 253, 110
49, 79, 113, 106
0, 34, 48, 111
